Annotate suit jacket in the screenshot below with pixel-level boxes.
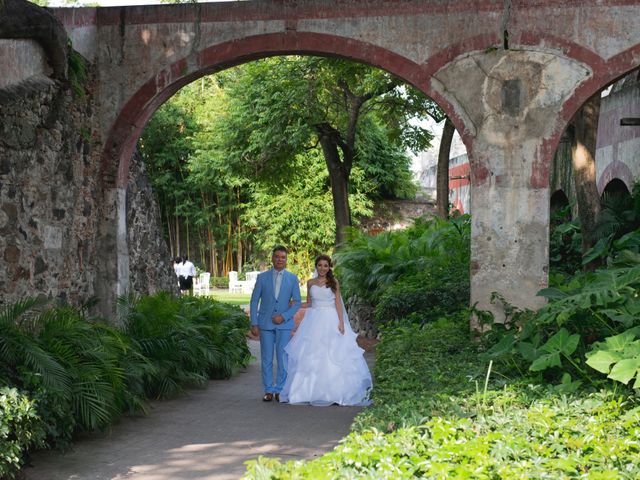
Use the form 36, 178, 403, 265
249, 269, 301, 330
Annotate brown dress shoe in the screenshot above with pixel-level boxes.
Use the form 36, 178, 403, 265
262, 393, 273, 402
274, 393, 280, 402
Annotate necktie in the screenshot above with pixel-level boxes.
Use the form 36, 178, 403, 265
275, 271, 283, 298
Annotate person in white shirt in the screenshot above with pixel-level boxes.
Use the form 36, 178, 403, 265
173, 257, 182, 283
177, 255, 197, 294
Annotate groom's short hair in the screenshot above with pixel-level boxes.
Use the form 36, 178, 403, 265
272, 245, 288, 255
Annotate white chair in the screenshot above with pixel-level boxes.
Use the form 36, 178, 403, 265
243, 271, 260, 294
228, 271, 244, 293
198, 272, 210, 295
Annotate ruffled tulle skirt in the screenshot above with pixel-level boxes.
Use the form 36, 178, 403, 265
280, 306, 372, 406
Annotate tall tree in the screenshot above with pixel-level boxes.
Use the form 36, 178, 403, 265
568, 93, 602, 266
436, 117, 455, 219
213, 56, 438, 246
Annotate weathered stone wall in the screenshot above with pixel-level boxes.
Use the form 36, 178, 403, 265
126, 150, 177, 295
0, 63, 176, 312
0, 76, 100, 306
358, 199, 437, 234
345, 295, 378, 339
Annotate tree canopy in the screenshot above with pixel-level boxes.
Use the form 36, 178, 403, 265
141, 56, 440, 275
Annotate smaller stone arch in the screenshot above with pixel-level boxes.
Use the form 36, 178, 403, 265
597, 162, 634, 195
601, 178, 631, 198
550, 190, 570, 216
550, 189, 572, 227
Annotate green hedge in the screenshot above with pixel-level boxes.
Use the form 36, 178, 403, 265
0, 293, 250, 476
374, 264, 469, 325
0, 388, 46, 479
245, 314, 640, 478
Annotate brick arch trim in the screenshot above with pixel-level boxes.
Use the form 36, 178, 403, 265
536, 36, 640, 188
598, 161, 634, 195
104, 31, 498, 187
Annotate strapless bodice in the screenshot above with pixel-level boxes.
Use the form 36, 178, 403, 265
310, 284, 336, 308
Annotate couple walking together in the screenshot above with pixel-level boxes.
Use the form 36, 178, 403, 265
249, 246, 372, 406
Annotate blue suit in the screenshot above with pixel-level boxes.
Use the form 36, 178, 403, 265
250, 268, 301, 393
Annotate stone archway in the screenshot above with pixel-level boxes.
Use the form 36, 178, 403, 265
18, 0, 640, 319
99, 32, 471, 315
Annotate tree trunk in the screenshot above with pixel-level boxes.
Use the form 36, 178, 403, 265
319, 135, 351, 246
164, 202, 174, 258
437, 117, 455, 219
236, 188, 243, 273
207, 226, 217, 277
569, 93, 602, 267
174, 212, 180, 257
225, 208, 233, 274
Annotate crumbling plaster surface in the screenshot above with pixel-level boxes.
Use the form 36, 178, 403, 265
431, 49, 592, 320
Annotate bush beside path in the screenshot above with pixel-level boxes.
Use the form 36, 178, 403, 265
24, 339, 370, 480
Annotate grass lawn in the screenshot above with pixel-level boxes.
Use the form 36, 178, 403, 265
208, 288, 309, 306
209, 290, 252, 306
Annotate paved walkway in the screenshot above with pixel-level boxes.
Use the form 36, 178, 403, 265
25, 340, 372, 480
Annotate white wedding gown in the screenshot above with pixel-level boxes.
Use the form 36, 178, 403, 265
280, 284, 372, 406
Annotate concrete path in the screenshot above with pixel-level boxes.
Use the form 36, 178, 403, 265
25, 340, 371, 480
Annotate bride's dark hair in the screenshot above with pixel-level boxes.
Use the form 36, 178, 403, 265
315, 254, 337, 292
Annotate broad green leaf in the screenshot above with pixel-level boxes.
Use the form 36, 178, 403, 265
608, 358, 640, 384
530, 352, 561, 372
540, 328, 580, 356
585, 350, 623, 374
486, 333, 516, 358
603, 330, 638, 351
518, 341, 542, 362
601, 309, 636, 328
537, 287, 569, 300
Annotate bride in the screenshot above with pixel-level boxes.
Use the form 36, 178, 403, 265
280, 254, 372, 406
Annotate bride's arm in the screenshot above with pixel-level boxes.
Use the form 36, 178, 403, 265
335, 281, 345, 335
300, 280, 313, 308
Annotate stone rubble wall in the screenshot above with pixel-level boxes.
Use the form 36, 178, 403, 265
0, 76, 100, 306
0, 69, 176, 313
126, 150, 177, 295
345, 295, 378, 339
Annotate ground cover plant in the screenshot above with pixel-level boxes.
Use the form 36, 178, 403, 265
244, 215, 640, 479
0, 293, 250, 479
245, 313, 640, 479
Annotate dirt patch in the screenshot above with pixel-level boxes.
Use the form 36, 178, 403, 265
357, 335, 379, 353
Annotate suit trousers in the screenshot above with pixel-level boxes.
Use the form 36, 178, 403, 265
259, 328, 291, 393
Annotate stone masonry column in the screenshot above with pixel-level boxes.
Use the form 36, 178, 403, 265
431, 50, 591, 324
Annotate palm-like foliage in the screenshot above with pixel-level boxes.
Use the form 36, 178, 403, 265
120, 292, 251, 399
334, 215, 471, 303
2, 292, 250, 449
35, 308, 129, 431
0, 298, 68, 392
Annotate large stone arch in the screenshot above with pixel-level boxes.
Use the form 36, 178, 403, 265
34, 0, 640, 319
100, 32, 479, 311
104, 31, 475, 188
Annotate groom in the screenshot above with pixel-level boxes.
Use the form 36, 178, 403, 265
250, 246, 301, 402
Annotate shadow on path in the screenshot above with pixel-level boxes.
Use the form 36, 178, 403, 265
25, 340, 372, 480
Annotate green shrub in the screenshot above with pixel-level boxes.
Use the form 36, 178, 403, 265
211, 276, 229, 288
355, 313, 484, 432
246, 389, 640, 479
484, 230, 640, 389
121, 293, 250, 398
374, 263, 469, 324
0, 388, 46, 479
335, 215, 470, 304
